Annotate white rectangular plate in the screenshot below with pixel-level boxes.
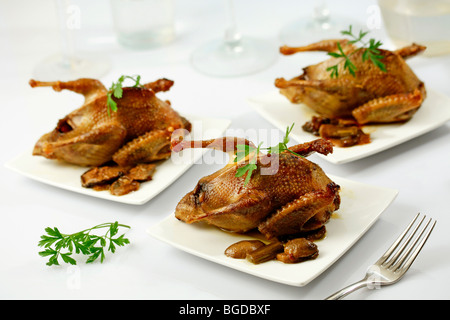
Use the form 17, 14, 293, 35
248, 88, 450, 164
5, 116, 231, 205
147, 175, 398, 286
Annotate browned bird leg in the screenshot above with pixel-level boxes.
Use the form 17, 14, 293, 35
352, 88, 424, 124
275, 78, 322, 89
275, 77, 357, 94
280, 39, 356, 55
258, 182, 340, 239
287, 139, 334, 157
172, 136, 333, 158
143, 78, 174, 93
112, 129, 173, 166
29, 78, 107, 103
171, 137, 256, 154
394, 43, 427, 59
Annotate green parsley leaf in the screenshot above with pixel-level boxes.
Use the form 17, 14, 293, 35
327, 25, 387, 78
38, 222, 131, 266
107, 75, 144, 116
234, 124, 302, 185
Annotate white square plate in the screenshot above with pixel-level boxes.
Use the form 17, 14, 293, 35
248, 88, 450, 164
5, 116, 231, 205
147, 175, 398, 286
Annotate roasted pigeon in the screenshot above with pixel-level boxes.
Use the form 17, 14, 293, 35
275, 40, 426, 124
30, 78, 190, 167
172, 137, 340, 239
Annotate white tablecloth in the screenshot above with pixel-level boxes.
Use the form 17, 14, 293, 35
1, 0, 449, 300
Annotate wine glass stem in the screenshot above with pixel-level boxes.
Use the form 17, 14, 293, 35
223, 0, 242, 51
55, 0, 74, 69
313, 0, 330, 24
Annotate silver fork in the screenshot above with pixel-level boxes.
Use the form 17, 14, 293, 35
325, 213, 436, 300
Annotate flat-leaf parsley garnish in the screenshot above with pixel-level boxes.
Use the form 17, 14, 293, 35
327, 25, 387, 78
107, 75, 143, 115
234, 123, 302, 185
38, 222, 131, 266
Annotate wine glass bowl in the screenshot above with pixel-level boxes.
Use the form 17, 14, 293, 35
33, 0, 110, 81
190, 0, 277, 77
279, 1, 364, 45
191, 36, 277, 78
33, 53, 110, 81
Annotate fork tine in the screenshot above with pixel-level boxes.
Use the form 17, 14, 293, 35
376, 213, 420, 265
396, 218, 436, 274
389, 217, 433, 271
383, 214, 426, 268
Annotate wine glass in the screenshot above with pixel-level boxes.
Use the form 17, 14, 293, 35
279, 0, 364, 45
190, 0, 277, 77
33, 0, 110, 81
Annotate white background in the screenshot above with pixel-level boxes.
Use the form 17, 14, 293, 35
1, 0, 449, 300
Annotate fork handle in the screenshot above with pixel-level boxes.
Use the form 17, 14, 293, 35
325, 279, 369, 300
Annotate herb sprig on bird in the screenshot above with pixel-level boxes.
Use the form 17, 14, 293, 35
107, 75, 143, 116
38, 222, 131, 266
327, 25, 387, 78
234, 124, 301, 185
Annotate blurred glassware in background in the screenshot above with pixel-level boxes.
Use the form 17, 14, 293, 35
378, 0, 450, 56
110, 0, 175, 49
33, 0, 111, 81
279, 0, 364, 45
190, 0, 277, 77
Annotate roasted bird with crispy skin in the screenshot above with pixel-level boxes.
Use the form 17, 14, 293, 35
30, 78, 191, 167
275, 40, 427, 124
172, 137, 340, 239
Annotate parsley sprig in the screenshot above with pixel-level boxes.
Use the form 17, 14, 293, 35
235, 142, 263, 185
234, 124, 301, 185
327, 25, 387, 78
107, 75, 143, 116
38, 222, 131, 266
